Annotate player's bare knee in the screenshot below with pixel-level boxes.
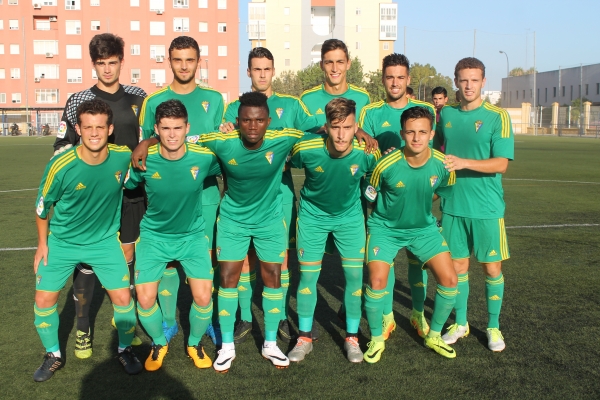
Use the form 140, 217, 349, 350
482, 262, 502, 278
35, 291, 60, 308
453, 258, 470, 274
108, 288, 131, 307
134, 286, 156, 309
369, 276, 387, 290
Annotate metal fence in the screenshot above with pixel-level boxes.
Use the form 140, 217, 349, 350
523, 105, 600, 137
0, 108, 62, 136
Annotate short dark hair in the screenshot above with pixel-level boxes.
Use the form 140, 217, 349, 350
382, 53, 410, 74
238, 91, 269, 116
248, 47, 274, 69
155, 99, 188, 125
400, 106, 433, 130
454, 57, 485, 78
169, 36, 200, 59
89, 33, 124, 62
321, 39, 349, 61
431, 86, 448, 97
76, 99, 113, 126
325, 98, 356, 125
406, 87, 414, 95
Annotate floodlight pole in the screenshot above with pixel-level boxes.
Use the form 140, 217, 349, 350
500, 51, 509, 107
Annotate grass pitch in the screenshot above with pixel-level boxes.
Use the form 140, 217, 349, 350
0, 135, 599, 399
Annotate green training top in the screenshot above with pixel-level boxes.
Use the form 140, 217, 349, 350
434, 101, 514, 219
138, 85, 224, 206
223, 92, 320, 204
291, 134, 380, 218
358, 98, 437, 151
199, 128, 304, 226
366, 148, 455, 232
300, 84, 370, 126
124, 143, 221, 242
35, 144, 131, 245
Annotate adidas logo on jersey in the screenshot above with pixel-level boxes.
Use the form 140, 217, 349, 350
152, 172, 161, 179
219, 310, 230, 317
489, 250, 498, 256
315, 166, 324, 172
445, 121, 452, 128
228, 159, 238, 166
381, 121, 391, 127
316, 108, 324, 114
352, 289, 362, 296
159, 289, 172, 296
75, 183, 86, 190
489, 295, 502, 301
299, 287, 312, 295
396, 181, 405, 188
268, 308, 281, 314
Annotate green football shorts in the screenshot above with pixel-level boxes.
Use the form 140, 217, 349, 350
36, 234, 129, 292
440, 215, 510, 263
203, 203, 219, 251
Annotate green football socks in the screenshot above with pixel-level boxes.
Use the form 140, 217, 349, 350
430, 284, 458, 334
408, 263, 428, 313
485, 273, 504, 329
297, 264, 321, 332
237, 271, 256, 322
262, 287, 283, 341
364, 286, 387, 337
455, 273, 470, 325
188, 300, 213, 346
280, 269, 290, 319
113, 299, 136, 349
34, 303, 60, 353
158, 268, 179, 327
217, 287, 238, 343
137, 301, 167, 346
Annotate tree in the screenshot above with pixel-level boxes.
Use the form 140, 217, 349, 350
409, 63, 454, 103
272, 70, 303, 97
509, 67, 537, 77
364, 70, 385, 102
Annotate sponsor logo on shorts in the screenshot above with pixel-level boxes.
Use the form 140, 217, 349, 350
430, 176, 439, 187
373, 246, 380, 256
57, 121, 67, 138
315, 166, 324, 173
152, 171, 161, 179
268, 308, 281, 313
219, 310, 230, 316
489, 295, 501, 300
445, 121, 452, 128
36, 197, 45, 216
315, 108, 324, 115
135, 270, 140, 280
276, 107, 284, 118
299, 287, 312, 295
489, 250, 498, 256
36, 275, 42, 285
202, 101, 210, 113
265, 151, 274, 164
279, 251, 286, 257
75, 182, 86, 190
131, 105, 139, 116
122, 275, 129, 282
190, 166, 199, 180
475, 120, 483, 133
228, 159, 238, 165
298, 248, 304, 258
365, 185, 377, 201
186, 135, 200, 144
360, 247, 365, 254
381, 121, 391, 127
216, 246, 221, 257
442, 240, 448, 247
115, 171, 122, 183
350, 164, 359, 176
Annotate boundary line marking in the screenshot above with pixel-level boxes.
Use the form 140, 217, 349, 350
504, 178, 600, 185
0, 188, 37, 193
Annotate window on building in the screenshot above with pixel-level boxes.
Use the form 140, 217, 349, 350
0, 93, 5, 104
150, 69, 166, 84
149, 0, 164, 11
285, 59, 290, 67
8, 0, 18, 4
530, 89, 532, 98
149, 45, 166, 59
356, 42, 361, 50
284, 24, 289, 33
130, 0, 139, 6
34, 40, 59, 55
41, 0, 58, 4
173, 18, 189, 32
0, 44, 4, 55
570, 85, 573, 100
0, 20, 3, 30
199, 45, 208, 55
131, 44, 140, 55
198, 0, 207, 8
11, 68, 20, 79
36, 89, 59, 104
36, 20, 51, 30
380, 25, 397, 39
585, 84, 589, 96
356, 25, 361, 33
578, 84, 581, 96
383, 42, 390, 50
65, 0, 80, 10
65, 20, 81, 35
283, 7, 289, 15
199, 22, 208, 32
173, 0, 188, 8
10, 44, 19, 54
9, 20, 18, 30
12, 93, 21, 103
597, 83, 599, 95
217, 0, 226, 9
284, 42, 290, 50
90, 0, 100, 6
131, 21, 140, 31
218, 69, 227, 80
0, 69, 4, 79
91, 20, 100, 30
66, 44, 82, 59
131, 68, 140, 80
562, 86, 565, 97
221, 92, 228, 103
66, 68, 82, 83
150, 21, 165, 35
218, 23, 226, 33
35, 64, 59, 79
553, 87, 556, 97
218, 46, 227, 56
200, 68, 207, 80
545, 88, 547, 103
516, 91, 518, 100
523, 90, 525, 99
356, 8, 361, 15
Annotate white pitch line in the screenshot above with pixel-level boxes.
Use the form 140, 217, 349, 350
0, 247, 37, 251
504, 178, 600, 185
0, 188, 37, 193
506, 223, 599, 229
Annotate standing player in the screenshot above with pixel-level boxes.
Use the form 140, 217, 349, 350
358, 53, 437, 342
52, 33, 146, 359
33, 99, 142, 381
286, 98, 380, 363
132, 36, 225, 344
431, 87, 449, 123
125, 100, 221, 371
435, 57, 514, 352
363, 106, 458, 362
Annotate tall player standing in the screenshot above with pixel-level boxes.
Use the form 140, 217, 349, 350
435, 58, 514, 352
52, 33, 146, 359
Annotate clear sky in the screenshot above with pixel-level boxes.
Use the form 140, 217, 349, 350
238, 0, 600, 95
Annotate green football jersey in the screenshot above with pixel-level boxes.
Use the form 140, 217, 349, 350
223, 92, 320, 204
139, 85, 225, 206
366, 148, 455, 231
291, 134, 380, 218
434, 101, 514, 219
358, 99, 437, 151
300, 84, 370, 126
199, 128, 304, 225
124, 143, 221, 241
35, 144, 131, 245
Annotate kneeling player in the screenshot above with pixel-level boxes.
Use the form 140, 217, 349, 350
125, 100, 221, 371
287, 98, 380, 363
363, 106, 458, 362
32, 99, 142, 382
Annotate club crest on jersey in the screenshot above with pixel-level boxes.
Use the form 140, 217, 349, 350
124, 170, 130, 184
115, 171, 122, 183
36, 197, 44, 216
298, 248, 304, 258
131, 105, 139, 116
373, 246, 380, 256
36, 275, 42, 285
350, 164, 359, 176
202, 101, 210, 113
216, 247, 221, 257
57, 121, 67, 138
265, 151, 274, 164
187, 135, 200, 144
190, 166, 199, 180
430, 176, 439, 187
475, 120, 483, 132
276, 108, 284, 118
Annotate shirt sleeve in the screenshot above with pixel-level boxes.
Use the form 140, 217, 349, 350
124, 165, 144, 190
358, 107, 374, 135
293, 99, 321, 132
213, 96, 225, 130
53, 95, 79, 151
289, 144, 304, 169
198, 132, 221, 153
435, 169, 455, 200
139, 97, 156, 140
490, 111, 515, 160
208, 155, 222, 176
363, 153, 387, 202
223, 101, 239, 125
35, 160, 64, 218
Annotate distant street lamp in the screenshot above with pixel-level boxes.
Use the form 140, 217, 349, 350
499, 50, 509, 106
418, 75, 434, 101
